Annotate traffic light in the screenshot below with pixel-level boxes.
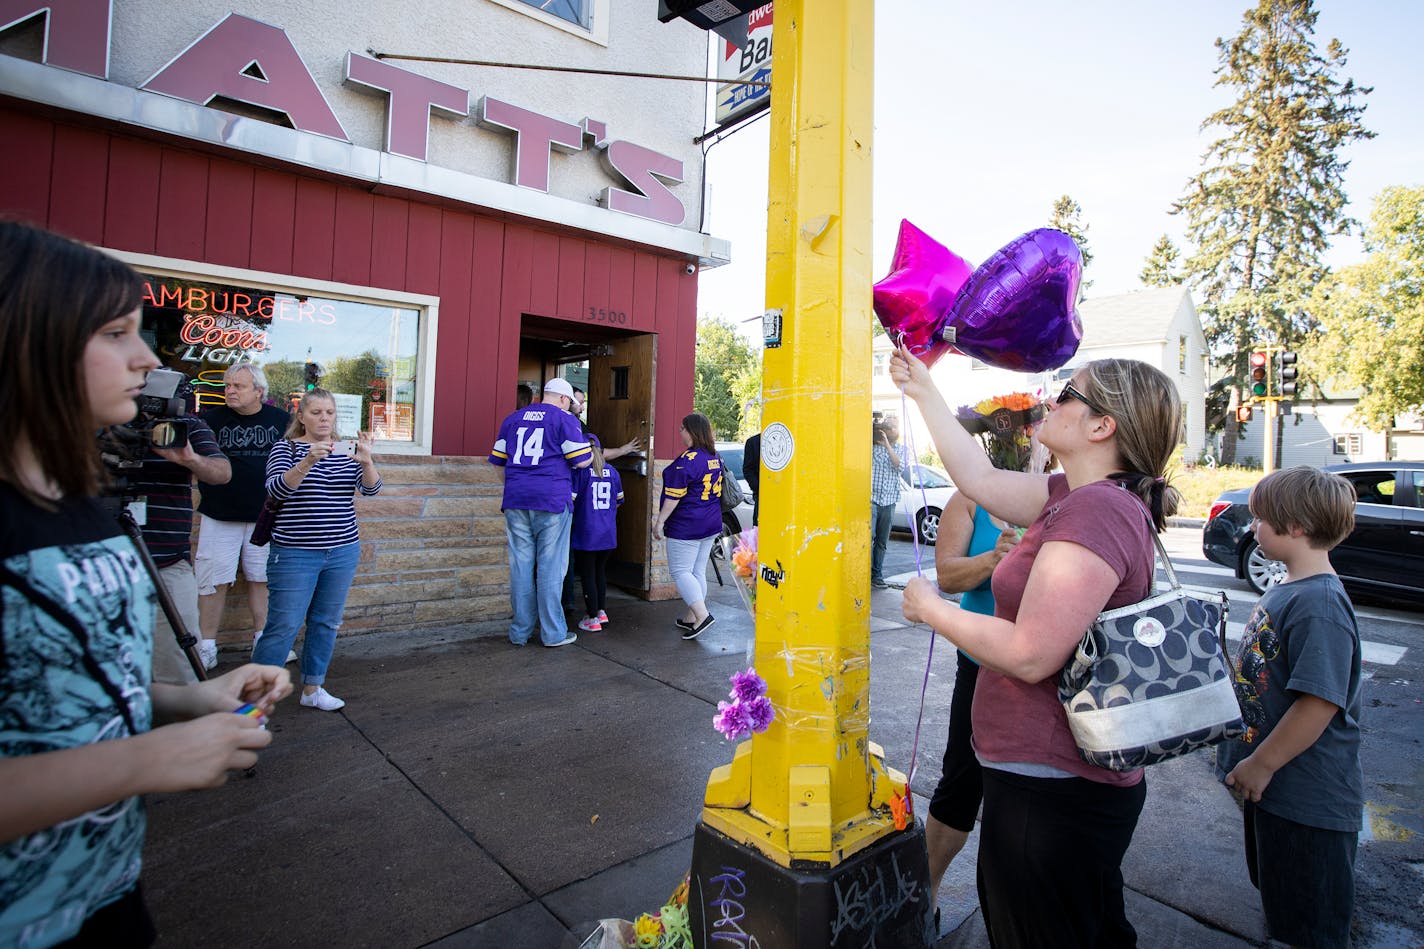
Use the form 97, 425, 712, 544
1249, 350, 1269, 400
304, 362, 320, 390
1278, 350, 1298, 397
1235, 404, 1254, 423
657, 0, 763, 28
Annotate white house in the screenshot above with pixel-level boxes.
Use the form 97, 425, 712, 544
1232, 389, 1424, 467
874, 286, 1209, 462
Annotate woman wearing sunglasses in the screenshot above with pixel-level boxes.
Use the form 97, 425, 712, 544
890, 346, 1180, 948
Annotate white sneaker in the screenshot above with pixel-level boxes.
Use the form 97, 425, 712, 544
300, 687, 345, 711
196, 640, 218, 672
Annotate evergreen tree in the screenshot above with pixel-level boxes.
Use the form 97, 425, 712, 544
1171, 0, 1372, 462
694, 317, 759, 440
1314, 186, 1424, 428
1140, 234, 1184, 288
1049, 195, 1093, 289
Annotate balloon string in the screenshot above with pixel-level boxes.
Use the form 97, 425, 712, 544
897, 383, 936, 792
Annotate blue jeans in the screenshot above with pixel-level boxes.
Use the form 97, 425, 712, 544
871, 501, 895, 583
505, 508, 572, 646
253, 542, 361, 685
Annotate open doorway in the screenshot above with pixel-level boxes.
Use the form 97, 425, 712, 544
517, 316, 657, 591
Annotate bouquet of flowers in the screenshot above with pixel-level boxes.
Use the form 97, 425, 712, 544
713, 667, 775, 741
580, 876, 691, 949
956, 392, 1047, 473
720, 526, 758, 618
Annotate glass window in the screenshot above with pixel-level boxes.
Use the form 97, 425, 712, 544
1179, 335, 1188, 373
873, 352, 888, 376
1333, 433, 1362, 456
513, 0, 589, 28
138, 274, 423, 445
486, 0, 608, 42
1342, 470, 1393, 505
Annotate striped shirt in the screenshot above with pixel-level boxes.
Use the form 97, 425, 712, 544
264, 441, 381, 549
131, 416, 224, 567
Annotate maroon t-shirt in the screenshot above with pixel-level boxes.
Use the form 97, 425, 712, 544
972, 474, 1154, 785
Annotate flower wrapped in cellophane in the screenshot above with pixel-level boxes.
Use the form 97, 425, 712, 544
719, 526, 758, 618
955, 392, 1048, 473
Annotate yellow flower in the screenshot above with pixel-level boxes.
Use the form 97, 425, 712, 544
634, 913, 663, 948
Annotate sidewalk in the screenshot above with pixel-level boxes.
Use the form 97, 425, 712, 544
141, 573, 1263, 947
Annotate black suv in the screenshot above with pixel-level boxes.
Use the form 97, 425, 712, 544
1201, 461, 1424, 600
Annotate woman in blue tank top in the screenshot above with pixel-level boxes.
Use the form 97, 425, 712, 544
924, 394, 1050, 909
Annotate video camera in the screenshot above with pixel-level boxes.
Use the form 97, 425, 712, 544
100, 368, 195, 469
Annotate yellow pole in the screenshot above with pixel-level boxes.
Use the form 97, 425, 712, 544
700, 0, 906, 868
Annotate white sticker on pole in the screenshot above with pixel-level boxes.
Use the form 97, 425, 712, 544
762, 422, 793, 472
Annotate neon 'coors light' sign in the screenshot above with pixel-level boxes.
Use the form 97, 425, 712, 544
1, 0, 687, 225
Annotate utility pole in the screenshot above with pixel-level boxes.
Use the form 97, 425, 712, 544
685, 2, 934, 946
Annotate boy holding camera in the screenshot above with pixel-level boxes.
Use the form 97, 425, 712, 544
1217, 465, 1363, 949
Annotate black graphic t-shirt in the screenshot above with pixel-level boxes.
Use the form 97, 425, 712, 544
1216, 573, 1363, 832
0, 482, 155, 946
198, 404, 290, 523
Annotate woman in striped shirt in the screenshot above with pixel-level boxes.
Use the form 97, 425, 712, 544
252, 389, 381, 711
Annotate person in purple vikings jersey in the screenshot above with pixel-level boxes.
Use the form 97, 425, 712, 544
571, 440, 624, 633
489, 378, 591, 648
653, 412, 724, 640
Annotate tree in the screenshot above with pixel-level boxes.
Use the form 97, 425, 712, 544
694, 317, 760, 439
1049, 195, 1093, 290
1314, 186, 1424, 428
1140, 234, 1184, 288
1171, 0, 1372, 463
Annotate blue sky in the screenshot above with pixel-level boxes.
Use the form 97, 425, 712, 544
696, 1, 1423, 334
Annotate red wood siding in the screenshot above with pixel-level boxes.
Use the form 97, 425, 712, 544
0, 105, 699, 457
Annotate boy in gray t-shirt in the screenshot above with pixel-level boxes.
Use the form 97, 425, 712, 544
1216, 466, 1363, 949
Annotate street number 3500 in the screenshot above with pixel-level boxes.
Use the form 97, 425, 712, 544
587, 307, 628, 325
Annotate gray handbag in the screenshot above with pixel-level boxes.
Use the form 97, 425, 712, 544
1058, 527, 1245, 771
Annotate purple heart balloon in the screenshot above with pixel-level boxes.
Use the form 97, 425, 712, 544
941, 229, 1084, 373
872, 219, 974, 368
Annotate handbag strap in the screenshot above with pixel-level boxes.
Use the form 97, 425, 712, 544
1134, 499, 1232, 663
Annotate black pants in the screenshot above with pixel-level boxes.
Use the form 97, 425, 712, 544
58, 884, 156, 948
574, 548, 611, 617
929, 652, 982, 831
977, 768, 1147, 948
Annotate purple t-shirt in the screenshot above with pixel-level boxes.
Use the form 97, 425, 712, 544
661, 449, 724, 540
973, 474, 1154, 786
571, 465, 624, 551
489, 405, 591, 513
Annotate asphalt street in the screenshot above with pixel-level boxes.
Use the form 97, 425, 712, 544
883, 524, 1424, 948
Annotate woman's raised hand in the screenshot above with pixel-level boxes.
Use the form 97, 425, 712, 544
888, 344, 933, 402
355, 431, 375, 463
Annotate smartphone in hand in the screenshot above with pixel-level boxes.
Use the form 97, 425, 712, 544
330, 439, 357, 457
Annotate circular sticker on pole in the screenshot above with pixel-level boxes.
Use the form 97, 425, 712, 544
762, 422, 794, 472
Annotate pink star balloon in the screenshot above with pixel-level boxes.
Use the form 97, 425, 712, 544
872, 219, 973, 368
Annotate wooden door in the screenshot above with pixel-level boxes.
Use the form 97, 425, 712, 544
587, 333, 656, 590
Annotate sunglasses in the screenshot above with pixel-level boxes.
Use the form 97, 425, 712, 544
1056, 381, 1108, 417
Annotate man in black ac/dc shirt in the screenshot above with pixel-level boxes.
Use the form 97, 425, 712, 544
194, 362, 291, 671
